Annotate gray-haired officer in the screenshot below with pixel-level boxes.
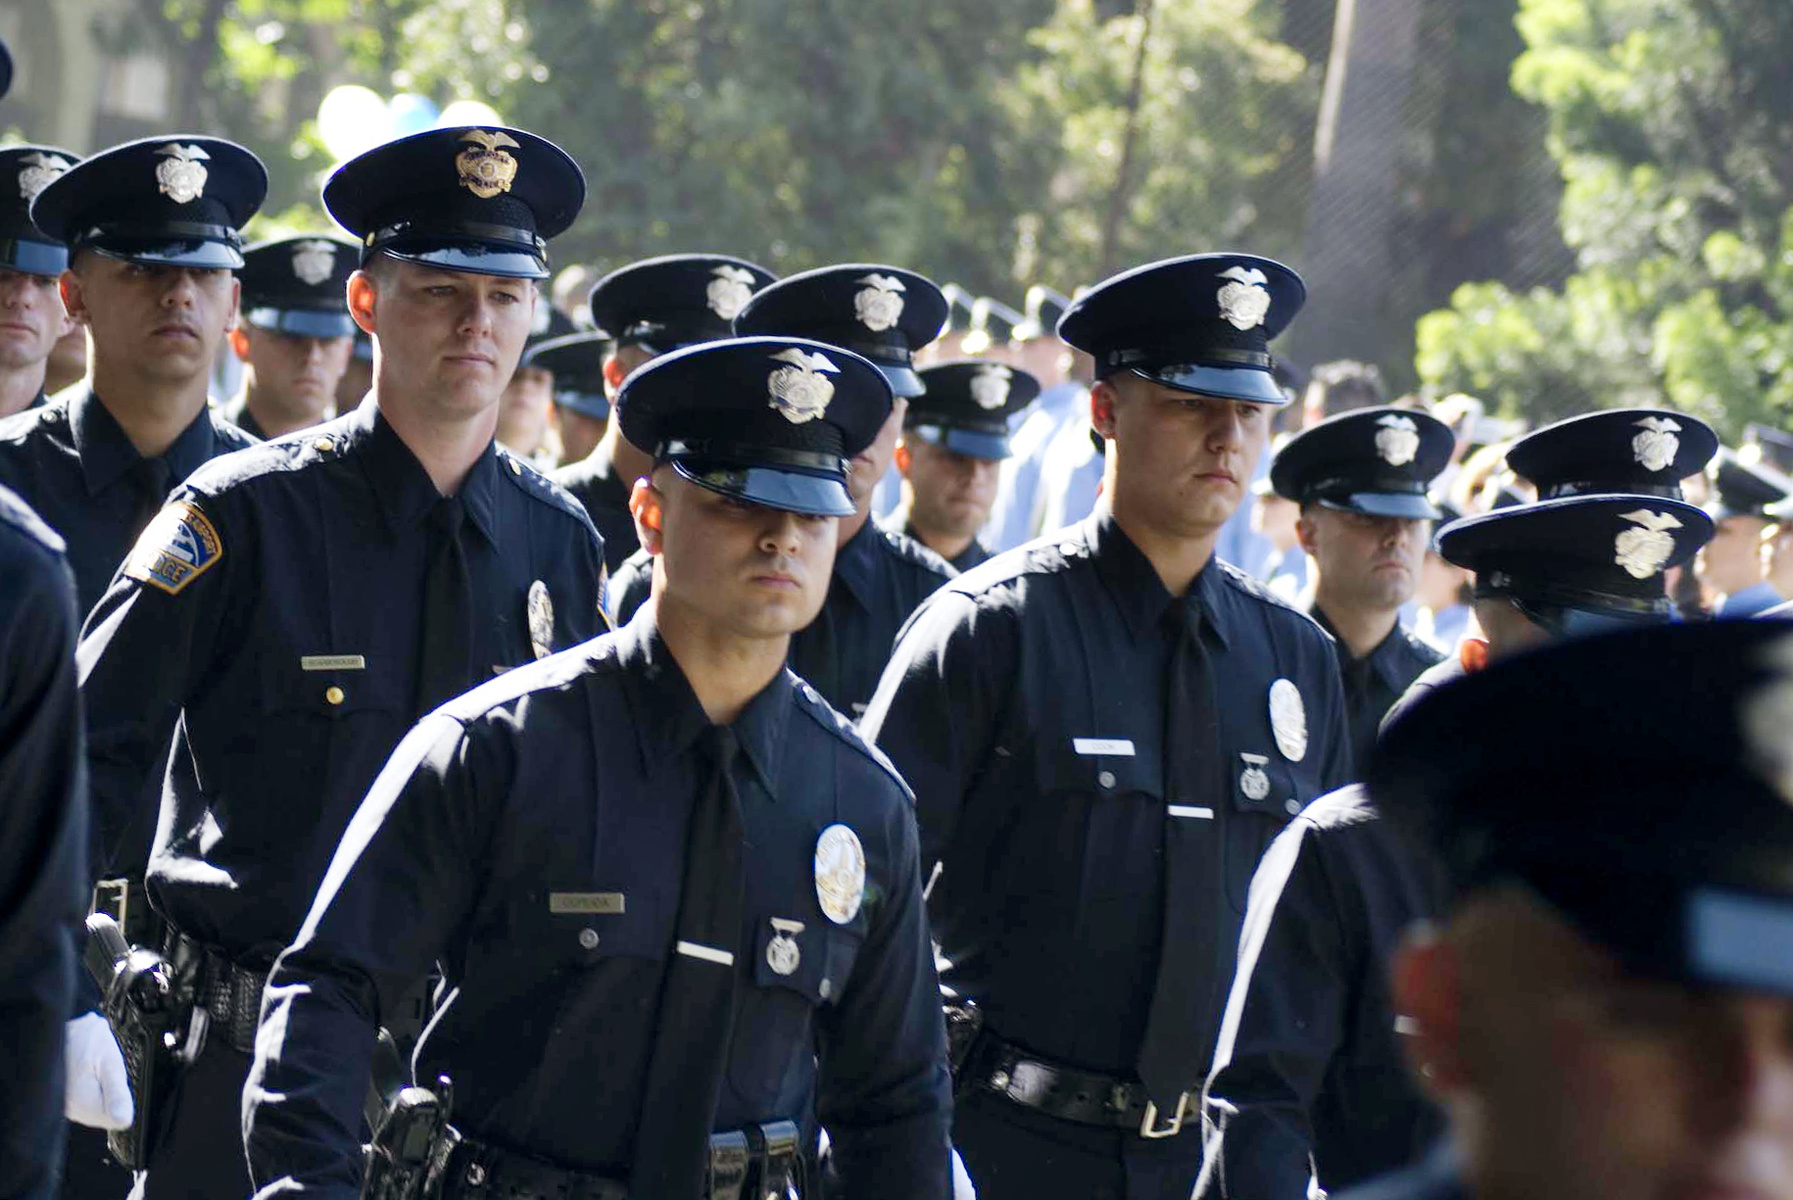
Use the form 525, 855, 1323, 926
0, 144, 81, 417
1200, 407, 1718, 1200
76, 125, 607, 1200
555, 253, 776, 570
1341, 619, 1793, 1200
887, 359, 1039, 571
862, 253, 1352, 1200
1268, 406, 1454, 764
225, 235, 358, 440
244, 337, 952, 1199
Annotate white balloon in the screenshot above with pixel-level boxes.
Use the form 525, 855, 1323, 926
436, 99, 505, 129
317, 85, 390, 162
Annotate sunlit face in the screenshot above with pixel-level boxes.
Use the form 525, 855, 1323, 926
496, 364, 555, 456
352, 258, 535, 418
238, 325, 353, 421
1403, 888, 1793, 1200
0, 266, 73, 373
1698, 515, 1771, 598
1299, 505, 1430, 612
1096, 373, 1272, 538
901, 438, 1001, 542
62, 253, 239, 385
638, 468, 837, 640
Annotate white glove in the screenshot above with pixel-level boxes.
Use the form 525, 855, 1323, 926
951, 1147, 978, 1200
64, 1011, 134, 1130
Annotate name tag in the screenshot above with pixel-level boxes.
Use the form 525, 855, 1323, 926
300, 654, 366, 672
549, 892, 625, 915
1073, 738, 1135, 757
1168, 805, 1215, 820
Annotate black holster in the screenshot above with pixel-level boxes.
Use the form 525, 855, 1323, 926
944, 999, 985, 1089
362, 1075, 458, 1200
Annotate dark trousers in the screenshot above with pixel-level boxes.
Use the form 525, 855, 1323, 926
954, 1088, 1204, 1200
58, 1124, 135, 1200
128, 1039, 253, 1200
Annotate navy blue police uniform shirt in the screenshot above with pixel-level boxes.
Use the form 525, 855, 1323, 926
887, 514, 991, 574
0, 384, 259, 612
0, 485, 88, 1200
860, 509, 1352, 1075
610, 516, 956, 718
244, 614, 952, 1199
554, 441, 640, 572
1308, 608, 1444, 769
1199, 785, 1448, 1200
76, 398, 606, 959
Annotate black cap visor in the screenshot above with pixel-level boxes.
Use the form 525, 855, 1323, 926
0, 238, 69, 277
373, 230, 547, 281
245, 306, 357, 339
672, 459, 854, 517
1317, 492, 1442, 520
1128, 362, 1287, 406
554, 389, 610, 420
876, 361, 925, 399
90, 235, 243, 270
909, 421, 1010, 460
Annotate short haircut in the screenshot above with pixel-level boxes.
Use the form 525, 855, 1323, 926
1304, 360, 1386, 417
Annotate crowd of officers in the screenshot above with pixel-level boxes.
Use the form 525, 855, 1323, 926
5, 47, 1793, 1200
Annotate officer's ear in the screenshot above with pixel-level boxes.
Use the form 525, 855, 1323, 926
603, 354, 629, 396
1293, 504, 1320, 556
224, 276, 241, 334
346, 271, 379, 337
893, 441, 913, 479
1390, 922, 1468, 1098
58, 267, 90, 328
228, 326, 252, 363
1090, 377, 1120, 440
630, 472, 665, 554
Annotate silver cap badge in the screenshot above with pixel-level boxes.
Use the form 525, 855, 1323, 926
969, 363, 1013, 411
706, 265, 758, 321
1632, 416, 1682, 473
290, 240, 338, 287
853, 273, 907, 332
1240, 752, 1271, 801
1216, 265, 1271, 332
154, 144, 211, 205
1375, 414, 1421, 467
1614, 508, 1683, 580
766, 918, 804, 976
1268, 678, 1307, 763
767, 347, 838, 425
17, 153, 71, 202
526, 580, 554, 660
814, 824, 866, 925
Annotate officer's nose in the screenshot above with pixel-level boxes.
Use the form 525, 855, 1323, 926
760, 510, 805, 557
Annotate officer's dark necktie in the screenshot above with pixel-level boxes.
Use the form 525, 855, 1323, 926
1136, 596, 1225, 1112
631, 724, 748, 1198
125, 456, 172, 539
414, 496, 472, 714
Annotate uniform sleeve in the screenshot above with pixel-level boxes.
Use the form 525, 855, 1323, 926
75, 490, 247, 874
816, 790, 952, 1199
0, 542, 87, 1200
858, 591, 1015, 869
243, 712, 507, 1200
1199, 818, 1348, 1200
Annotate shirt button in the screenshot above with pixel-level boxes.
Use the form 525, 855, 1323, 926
312, 437, 334, 452
1285, 798, 1302, 815
578, 928, 600, 950
509, 458, 523, 475
324, 686, 345, 706
819, 978, 832, 1000
1097, 770, 1116, 789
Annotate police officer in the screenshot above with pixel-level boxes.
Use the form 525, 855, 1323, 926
861, 253, 1352, 1200
0, 484, 91, 1200
1267, 406, 1454, 764
76, 124, 607, 1200
985, 284, 1085, 553
0, 144, 81, 416
959, 295, 1022, 362
555, 253, 776, 570
533, 329, 611, 465
0, 135, 265, 611
224, 235, 359, 439
495, 301, 576, 462
1200, 407, 1717, 1200
244, 336, 952, 1199
1700, 447, 1792, 616
1339, 620, 1793, 1200
886, 358, 1039, 571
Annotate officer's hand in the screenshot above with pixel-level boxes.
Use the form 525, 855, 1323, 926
951, 1147, 978, 1200
65, 1011, 134, 1130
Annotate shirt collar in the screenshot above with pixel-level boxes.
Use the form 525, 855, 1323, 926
615, 609, 794, 792
351, 397, 501, 543
831, 517, 880, 608
1310, 605, 1413, 692
1083, 507, 1229, 649
70, 384, 223, 497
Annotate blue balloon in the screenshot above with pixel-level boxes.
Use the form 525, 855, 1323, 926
387, 93, 440, 139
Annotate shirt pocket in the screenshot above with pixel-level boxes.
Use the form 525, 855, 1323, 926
1223, 751, 1319, 912
729, 918, 863, 1107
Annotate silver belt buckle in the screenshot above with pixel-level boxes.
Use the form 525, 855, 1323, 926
1138, 1090, 1189, 1139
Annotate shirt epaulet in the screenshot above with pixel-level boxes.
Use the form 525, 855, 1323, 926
498, 446, 596, 525
875, 524, 958, 583
0, 484, 64, 556
790, 673, 915, 801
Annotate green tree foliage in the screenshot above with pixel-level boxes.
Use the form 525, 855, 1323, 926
1416, 0, 1793, 435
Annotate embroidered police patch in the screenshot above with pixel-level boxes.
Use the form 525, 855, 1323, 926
123, 500, 223, 595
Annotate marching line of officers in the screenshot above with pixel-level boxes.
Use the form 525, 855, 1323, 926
4, 50, 1793, 1200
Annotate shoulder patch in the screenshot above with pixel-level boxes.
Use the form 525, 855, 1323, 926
123, 499, 224, 594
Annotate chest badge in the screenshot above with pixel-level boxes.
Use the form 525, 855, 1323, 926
1268, 678, 1308, 763
767, 918, 804, 976
1240, 753, 1271, 801
527, 580, 554, 660
814, 824, 866, 926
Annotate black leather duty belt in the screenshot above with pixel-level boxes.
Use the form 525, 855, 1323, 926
439, 1121, 805, 1200
967, 1034, 1197, 1139
167, 932, 269, 1056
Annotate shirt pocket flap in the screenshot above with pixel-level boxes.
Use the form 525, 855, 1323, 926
749, 919, 858, 1008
